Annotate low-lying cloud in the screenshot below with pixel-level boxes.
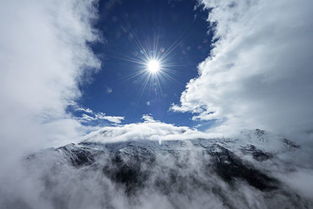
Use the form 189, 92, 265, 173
172, 0, 313, 137
84, 115, 208, 143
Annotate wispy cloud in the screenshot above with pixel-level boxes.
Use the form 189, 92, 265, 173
75, 107, 94, 114
74, 106, 125, 124
100, 115, 124, 124
142, 114, 157, 122
106, 87, 113, 94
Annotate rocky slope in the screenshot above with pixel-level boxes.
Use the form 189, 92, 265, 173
17, 129, 313, 209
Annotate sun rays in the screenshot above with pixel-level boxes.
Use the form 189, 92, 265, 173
113, 31, 183, 97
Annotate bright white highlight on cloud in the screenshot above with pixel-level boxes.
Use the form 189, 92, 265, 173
83, 114, 208, 143
172, 0, 313, 137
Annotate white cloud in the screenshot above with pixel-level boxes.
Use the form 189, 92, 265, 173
75, 106, 125, 124
142, 114, 157, 122
0, 0, 99, 167
81, 114, 96, 121
84, 118, 208, 143
0, 0, 103, 207
76, 107, 94, 114
172, 0, 313, 137
99, 115, 125, 124
106, 87, 113, 94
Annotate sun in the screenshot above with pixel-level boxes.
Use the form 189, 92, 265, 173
146, 59, 161, 74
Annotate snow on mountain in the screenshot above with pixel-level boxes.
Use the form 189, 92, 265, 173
10, 128, 311, 209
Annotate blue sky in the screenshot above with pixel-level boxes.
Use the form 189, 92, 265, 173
74, 0, 213, 127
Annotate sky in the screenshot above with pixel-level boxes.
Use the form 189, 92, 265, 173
71, 0, 313, 139
72, 0, 213, 128
0, 0, 313, 151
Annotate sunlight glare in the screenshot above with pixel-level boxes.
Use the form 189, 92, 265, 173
146, 59, 161, 74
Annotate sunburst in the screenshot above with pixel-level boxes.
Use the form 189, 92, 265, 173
146, 58, 161, 74
115, 32, 182, 96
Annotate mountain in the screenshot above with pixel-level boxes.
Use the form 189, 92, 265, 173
20, 129, 312, 209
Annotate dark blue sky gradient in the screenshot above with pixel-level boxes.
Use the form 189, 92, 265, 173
77, 0, 213, 127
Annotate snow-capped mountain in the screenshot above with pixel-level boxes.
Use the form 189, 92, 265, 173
13, 129, 311, 209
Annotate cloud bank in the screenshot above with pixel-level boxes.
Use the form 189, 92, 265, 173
0, 0, 104, 207
0, 0, 100, 182
172, 0, 313, 137
84, 115, 208, 143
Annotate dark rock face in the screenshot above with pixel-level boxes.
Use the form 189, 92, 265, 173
58, 140, 279, 194
58, 143, 95, 167
282, 138, 301, 149
212, 145, 277, 191
102, 145, 155, 194
240, 145, 273, 161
